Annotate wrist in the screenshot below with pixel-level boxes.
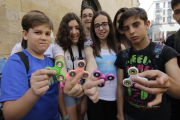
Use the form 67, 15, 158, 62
62, 115, 69, 119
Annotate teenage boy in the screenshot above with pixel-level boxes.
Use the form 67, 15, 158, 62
165, 0, 180, 120
114, 7, 180, 120
0, 11, 71, 120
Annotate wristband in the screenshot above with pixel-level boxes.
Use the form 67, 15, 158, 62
62, 115, 69, 119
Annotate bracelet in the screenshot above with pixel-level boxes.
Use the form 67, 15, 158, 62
62, 115, 69, 119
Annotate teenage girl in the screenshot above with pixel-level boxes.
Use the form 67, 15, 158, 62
84, 11, 124, 120
113, 8, 131, 49
53, 13, 87, 120
81, 6, 95, 49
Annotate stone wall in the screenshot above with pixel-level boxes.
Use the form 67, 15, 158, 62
0, 0, 137, 59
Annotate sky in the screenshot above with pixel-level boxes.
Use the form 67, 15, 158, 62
139, 0, 156, 11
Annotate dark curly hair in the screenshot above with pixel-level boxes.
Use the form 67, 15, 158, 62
90, 11, 119, 57
55, 13, 86, 51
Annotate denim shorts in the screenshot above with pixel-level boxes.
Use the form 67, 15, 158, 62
63, 94, 82, 107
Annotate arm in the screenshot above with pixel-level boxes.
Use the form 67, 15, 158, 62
3, 69, 56, 120
82, 47, 104, 103
80, 95, 88, 114
164, 57, 180, 98
116, 68, 124, 120
58, 84, 68, 118
85, 46, 97, 73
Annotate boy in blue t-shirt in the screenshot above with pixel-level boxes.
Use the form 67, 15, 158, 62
1, 11, 61, 120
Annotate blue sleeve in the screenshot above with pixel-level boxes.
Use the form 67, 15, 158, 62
0, 54, 29, 102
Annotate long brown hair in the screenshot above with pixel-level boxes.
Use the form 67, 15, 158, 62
90, 11, 118, 57
55, 13, 86, 51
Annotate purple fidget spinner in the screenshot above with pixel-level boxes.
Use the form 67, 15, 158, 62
93, 70, 115, 87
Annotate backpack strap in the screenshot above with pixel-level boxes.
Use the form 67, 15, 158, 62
152, 43, 165, 72
174, 29, 180, 54
15, 52, 29, 73
117, 43, 121, 51
121, 47, 131, 76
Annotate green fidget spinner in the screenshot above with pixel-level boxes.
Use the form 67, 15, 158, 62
45, 60, 65, 82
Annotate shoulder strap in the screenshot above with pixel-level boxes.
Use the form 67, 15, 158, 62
174, 29, 180, 54
69, 46, 83, 70
15, 52, 29, 73
152, 43, 164, 72
121, 47, 131, 75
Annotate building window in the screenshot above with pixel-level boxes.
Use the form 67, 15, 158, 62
163, 2, 166, 7
163, 10, 165, 15
156, 10, 160, 14
168, 9, 172, 14
167, 16, 172, 22
156, 3, 160, 8
168, 2, 171, 7
163, 17, 165, 22
155, 18, 159, 23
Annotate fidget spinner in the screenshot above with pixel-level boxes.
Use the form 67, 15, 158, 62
123, 67, 148, 87
68, 60, 89, 79
60, 60, 89, 94
45, 60, 65, 82
93, 70, 115, 87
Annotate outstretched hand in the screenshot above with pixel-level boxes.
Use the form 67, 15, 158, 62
131, 70, 170, 107
63, 72, 84, 98
83, 76, 104, 103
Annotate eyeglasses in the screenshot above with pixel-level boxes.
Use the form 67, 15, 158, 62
94, 22, 109, 30
82, 14, 93, 19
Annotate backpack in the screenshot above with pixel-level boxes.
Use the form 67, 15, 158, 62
121, 43, 165, 77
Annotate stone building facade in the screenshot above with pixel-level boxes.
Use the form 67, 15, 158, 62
0, 0, 138, 59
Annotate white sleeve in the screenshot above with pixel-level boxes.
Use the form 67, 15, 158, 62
53, 44, 64, 58
10, 42, 23, 56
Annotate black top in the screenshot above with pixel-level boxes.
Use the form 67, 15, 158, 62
165, 34, 180, 119
165, 34, 175, 48
115, 42, 179, 120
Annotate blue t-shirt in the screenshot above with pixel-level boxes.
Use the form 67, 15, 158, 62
95, 49, 117, 101
0, 50, 60, 120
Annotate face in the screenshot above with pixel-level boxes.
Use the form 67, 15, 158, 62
68, 20, 80, 45
23, 24, 51, 56
116, 13, 124, 34
173, 3, 180, 25
94, 15, 110, 41
81, 9, 93, 29
123, 16, 150, 44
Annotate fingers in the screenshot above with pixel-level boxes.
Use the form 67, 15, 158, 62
33, 69, 57, 76
30, 69, 55, 96
134, 83, 167, 94
65, 72, 82, 89
138, 70, 169, 85
64, 84, 84, 98
147, 93, 162, 107
132, 77, 169, 88
83, 76, 104, 90
138, 70, 159, 79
